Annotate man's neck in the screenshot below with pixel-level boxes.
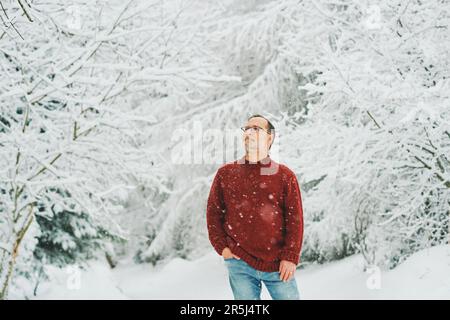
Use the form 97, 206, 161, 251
245, 152, 269, 163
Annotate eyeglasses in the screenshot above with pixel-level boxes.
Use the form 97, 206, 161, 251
240, 125, 271, 134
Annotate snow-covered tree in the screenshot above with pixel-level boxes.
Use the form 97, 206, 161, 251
277, 0, 450, 268
0, 0, 171, 298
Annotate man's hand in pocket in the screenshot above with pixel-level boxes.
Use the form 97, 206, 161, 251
222, 247, 240, 260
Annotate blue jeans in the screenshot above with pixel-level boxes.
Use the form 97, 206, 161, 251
224, 257, 300, 300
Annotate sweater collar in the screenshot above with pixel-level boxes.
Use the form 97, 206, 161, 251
238, 154, 272, 167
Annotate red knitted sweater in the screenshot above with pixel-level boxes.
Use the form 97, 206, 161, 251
206, 155, 304, 272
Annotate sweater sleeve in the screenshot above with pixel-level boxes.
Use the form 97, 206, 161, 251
206, 169, 228, 256
279, 170, 304, 265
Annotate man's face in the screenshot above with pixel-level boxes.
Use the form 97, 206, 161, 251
242, 117, 273, 156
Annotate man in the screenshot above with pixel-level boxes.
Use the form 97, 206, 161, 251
206, 114, 304, 300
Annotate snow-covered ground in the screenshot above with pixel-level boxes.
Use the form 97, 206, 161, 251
13, 245, 450, 300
